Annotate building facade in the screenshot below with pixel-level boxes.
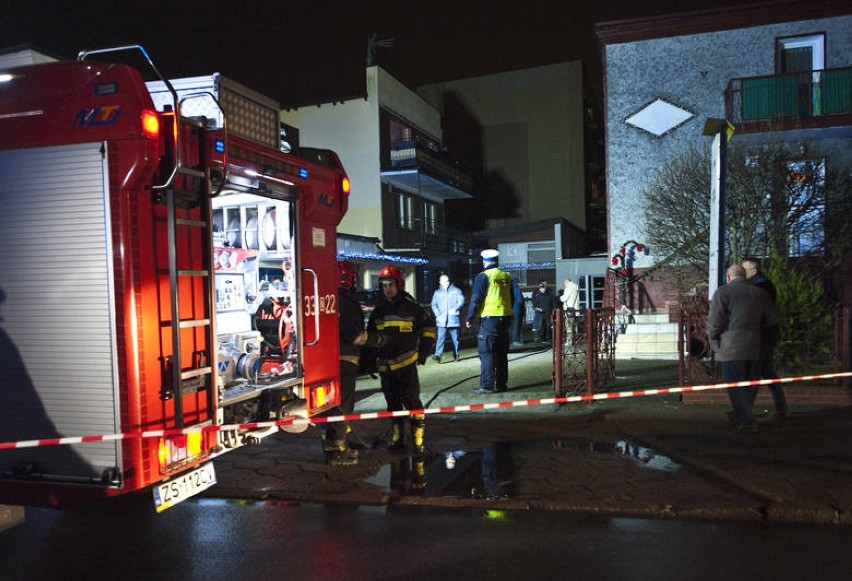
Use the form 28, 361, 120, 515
282, 66, 474, 300
417, 61, 592, 238
597, 0, 851, 310
286, 61, 599, 301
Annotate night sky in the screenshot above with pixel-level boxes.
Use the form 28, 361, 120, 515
1, 0, 746, 108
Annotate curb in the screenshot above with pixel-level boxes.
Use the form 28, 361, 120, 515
206, 486, 850, 525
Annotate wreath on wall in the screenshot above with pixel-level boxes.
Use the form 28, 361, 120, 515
609, 240, 649, 307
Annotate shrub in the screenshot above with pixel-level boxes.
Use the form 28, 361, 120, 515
766, 258, 835, 373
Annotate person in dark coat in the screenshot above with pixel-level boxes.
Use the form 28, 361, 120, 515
531, 280, 554, 343
510, 281, 525, 346
707, 264, 779, 431
742, 258, 787, 417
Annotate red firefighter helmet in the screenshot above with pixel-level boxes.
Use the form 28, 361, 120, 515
338, 259, 357, 290
378, 266, 404, 291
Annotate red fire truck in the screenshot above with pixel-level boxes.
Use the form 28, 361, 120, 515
0, 46, 349, 511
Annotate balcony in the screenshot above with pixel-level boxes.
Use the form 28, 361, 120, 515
384, 217, 474, 256
381, 140, 474, 201
726, 67, 851, 132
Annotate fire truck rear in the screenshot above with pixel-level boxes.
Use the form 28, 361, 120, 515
0, 46, 349, 511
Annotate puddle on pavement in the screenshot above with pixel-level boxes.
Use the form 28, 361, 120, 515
550, 438, 681, 472
362, 437, 680, 499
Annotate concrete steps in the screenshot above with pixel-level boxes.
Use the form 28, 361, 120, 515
615, 311, 678, 359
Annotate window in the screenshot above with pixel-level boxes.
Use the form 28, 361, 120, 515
777, 34, 825, 73
786, 159, 825, 257
451, 239, 468, 254
771, 34, 826, 118
422, 201, 437, 235
396, 192, 415, 230
744, 155, 826, 258
527, 241, 555, 263
388, 118, 412, 142
578, 275, 605, 310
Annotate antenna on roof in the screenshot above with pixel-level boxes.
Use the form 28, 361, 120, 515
366, 33, 394, 67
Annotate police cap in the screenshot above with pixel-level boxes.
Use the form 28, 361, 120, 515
481, 249, 499, 262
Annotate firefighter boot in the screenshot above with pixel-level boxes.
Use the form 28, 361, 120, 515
387, 419, 405, 451
346, 425, 368, 450
411, 414, 428, 456
325, 444, 359, 466
411, 457, 427, 492
323, 434, 358, 466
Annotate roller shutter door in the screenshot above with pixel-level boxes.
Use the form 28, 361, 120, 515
0, 142, 120, 483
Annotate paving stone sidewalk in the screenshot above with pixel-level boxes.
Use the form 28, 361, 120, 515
208, 346, 852, 525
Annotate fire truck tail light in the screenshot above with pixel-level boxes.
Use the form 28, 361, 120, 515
310, 381, 337, 412
314, 384, 328, 408
187, 432, 203, 456
157, 432, 203, 472
141, 109, 159, 140
341, 176, 350, 195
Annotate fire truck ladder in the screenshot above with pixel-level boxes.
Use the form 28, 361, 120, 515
160, 118, 217, 428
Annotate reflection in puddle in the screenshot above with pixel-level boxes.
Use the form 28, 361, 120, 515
365, 438, 679, 499
550, 438, 680, 472
364, 442, 514, 500
614, 440, 680, 472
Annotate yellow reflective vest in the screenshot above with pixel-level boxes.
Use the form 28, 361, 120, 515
480, 268, 513, 317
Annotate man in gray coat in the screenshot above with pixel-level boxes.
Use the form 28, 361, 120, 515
430, 274, 465, 363
707, 264, 779, 431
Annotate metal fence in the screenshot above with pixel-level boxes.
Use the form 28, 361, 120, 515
674, 293, 715, 387
552, 307, 616, 397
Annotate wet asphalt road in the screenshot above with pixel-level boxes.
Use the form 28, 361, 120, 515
3, 494, 852, 581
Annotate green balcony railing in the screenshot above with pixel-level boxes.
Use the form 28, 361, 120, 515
726, 66, 851, 125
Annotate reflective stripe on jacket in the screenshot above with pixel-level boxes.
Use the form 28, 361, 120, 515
368, 293, 436, 372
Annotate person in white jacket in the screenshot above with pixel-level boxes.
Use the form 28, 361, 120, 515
559, 279, 580, 344
559, 279, 579, 313
430, 274, 465, 362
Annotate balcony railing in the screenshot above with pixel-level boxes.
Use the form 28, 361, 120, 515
726, 66, 851, 129
386, 217, 473, 255
387, 139, 474, 193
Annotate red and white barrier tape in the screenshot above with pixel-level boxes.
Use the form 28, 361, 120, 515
2, 371, 850, 450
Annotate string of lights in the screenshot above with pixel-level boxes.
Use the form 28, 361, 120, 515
499, 262, 557, 271
337, 251, 430, 265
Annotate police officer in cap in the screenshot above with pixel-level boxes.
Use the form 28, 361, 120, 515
466, 249, 518, 394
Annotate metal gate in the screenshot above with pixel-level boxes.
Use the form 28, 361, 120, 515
552, 307, 616, 397
675, 293, 715, 387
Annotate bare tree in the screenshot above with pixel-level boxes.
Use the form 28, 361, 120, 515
643, 138, 850, 279
644, 138, 850, 370
642, 145, 710, 292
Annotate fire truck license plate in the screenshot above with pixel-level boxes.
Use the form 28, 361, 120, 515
153, 463, 217, 512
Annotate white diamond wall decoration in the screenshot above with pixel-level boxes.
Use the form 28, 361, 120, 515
625, 98, 695, 137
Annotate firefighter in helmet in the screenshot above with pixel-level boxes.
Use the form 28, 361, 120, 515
321, 260, 384, 465
366, 266, 436, 455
